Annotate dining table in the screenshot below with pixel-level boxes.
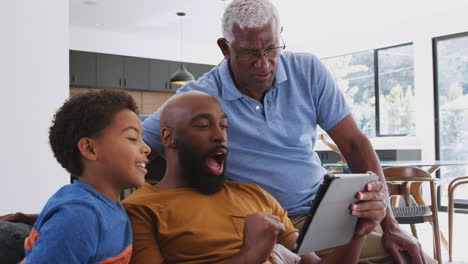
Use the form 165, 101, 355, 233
322, 159, 468, 252
322, 160, 468, 175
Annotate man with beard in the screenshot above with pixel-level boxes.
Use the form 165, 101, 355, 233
122, 91, 387, 264
141, 1, 432, 263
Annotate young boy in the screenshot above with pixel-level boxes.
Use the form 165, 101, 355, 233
21, 89, 150, 263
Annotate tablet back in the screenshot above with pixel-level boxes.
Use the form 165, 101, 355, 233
295, 173, 379, 255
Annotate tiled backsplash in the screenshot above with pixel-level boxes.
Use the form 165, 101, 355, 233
70, 87, 174, 115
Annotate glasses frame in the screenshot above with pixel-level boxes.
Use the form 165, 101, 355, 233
227, 34, 286, 63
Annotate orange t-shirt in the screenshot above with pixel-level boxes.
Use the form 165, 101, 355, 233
122, 181, 297, 264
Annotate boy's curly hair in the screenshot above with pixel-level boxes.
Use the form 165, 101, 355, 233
49, 89, 138, 176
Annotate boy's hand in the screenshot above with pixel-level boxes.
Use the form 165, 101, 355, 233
239, 213, 285, 263
351, 181, 387, 238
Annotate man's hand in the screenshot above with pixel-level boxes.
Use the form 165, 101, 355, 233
381, 225, 426, 264
351, 181, 387, 238
238, 213, 285, 263
0, 212, 38, 225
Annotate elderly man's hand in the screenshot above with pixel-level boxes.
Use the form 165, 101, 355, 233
381, 225, 426, 264
351, 181, 387, 238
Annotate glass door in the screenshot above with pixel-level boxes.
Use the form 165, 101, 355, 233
433, 32, 468, 209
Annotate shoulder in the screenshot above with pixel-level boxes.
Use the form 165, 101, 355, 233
35, 184, 106, 228
122, 183, 159, 206
37, 197, 101, 228
50, 182, 100, 202
30, 197, 102, 253
280, 51, 329, 80
176, 65, 223, 97
24, 196, 105, 263
281, 51, 321, 68
122, 183, 165, 219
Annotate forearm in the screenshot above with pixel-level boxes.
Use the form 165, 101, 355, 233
226, 249, 259, 264
315, 236, 366, 264
339, 135, 399, 230
340, 134, 383, 178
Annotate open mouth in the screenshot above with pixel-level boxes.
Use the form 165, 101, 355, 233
206, 148, 227, 176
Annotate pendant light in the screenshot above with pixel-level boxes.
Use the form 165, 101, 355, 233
170, 12, 194, 85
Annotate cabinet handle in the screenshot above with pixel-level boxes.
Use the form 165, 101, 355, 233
124, 79, 127, 87
119, 79, 122, 87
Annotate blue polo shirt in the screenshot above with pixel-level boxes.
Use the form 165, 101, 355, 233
142, 52, 350, 216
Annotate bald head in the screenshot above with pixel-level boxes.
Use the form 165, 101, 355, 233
160, 91, 224, 130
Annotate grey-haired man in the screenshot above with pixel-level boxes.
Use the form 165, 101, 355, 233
142, 0, 433, 263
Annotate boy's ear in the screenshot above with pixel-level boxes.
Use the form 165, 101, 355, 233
161, 127, 177, 149
77, 137, 98, 161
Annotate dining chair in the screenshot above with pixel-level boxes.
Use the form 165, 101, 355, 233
447, 176, 468, 262
319, 133, 345, 173
383, 166, 442, 263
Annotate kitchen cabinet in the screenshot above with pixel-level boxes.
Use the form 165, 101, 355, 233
70, 50, 214, 92
96, 54, 150, 90
69, 51, 97, 87
97, 53, 124, 88
124, 57, 149, 90
149, 59, 172, 92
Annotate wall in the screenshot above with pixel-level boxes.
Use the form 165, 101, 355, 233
70, 87, 173, 115
70, 26, 224, 66
284, 1, 468, 160
0, 1, 69, 214
69, 1, 468, 159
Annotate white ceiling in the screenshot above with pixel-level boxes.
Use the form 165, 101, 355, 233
69, 0, 468, 62
70, 0, 226, 47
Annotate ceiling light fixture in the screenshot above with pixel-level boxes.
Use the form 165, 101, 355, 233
170, 12, 194, 85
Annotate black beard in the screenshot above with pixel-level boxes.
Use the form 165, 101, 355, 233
177, 143, 227, 195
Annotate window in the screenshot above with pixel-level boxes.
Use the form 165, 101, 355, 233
321, 43, 415, 137
321, 51, 376, 137
377, 45, 415, 136
433, 32, 468, 209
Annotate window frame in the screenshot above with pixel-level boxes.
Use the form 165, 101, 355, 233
321, 42, 415, 138
432, 31, 468, 211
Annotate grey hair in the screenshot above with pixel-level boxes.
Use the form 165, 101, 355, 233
222, 0, 281, 42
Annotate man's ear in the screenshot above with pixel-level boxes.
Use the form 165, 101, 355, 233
161, 127, 177, 149
77, 137, 98, 161
217, 38, 231, 60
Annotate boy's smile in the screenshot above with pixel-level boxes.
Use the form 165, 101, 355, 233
93, 109, 151, 189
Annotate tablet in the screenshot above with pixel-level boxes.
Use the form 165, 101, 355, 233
293, 173, 379, 255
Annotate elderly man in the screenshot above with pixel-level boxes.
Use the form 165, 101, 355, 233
123, 91, 387, 263
142, 0, 432, 263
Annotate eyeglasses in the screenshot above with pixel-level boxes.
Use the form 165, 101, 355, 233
227, 34, 286, 63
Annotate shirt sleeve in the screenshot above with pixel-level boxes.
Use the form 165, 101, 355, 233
124, 204, 165, 264
23, 204, 100, 264
313, 56, 351, 131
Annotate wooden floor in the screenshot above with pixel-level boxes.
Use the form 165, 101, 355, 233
399, 211, 468, 263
